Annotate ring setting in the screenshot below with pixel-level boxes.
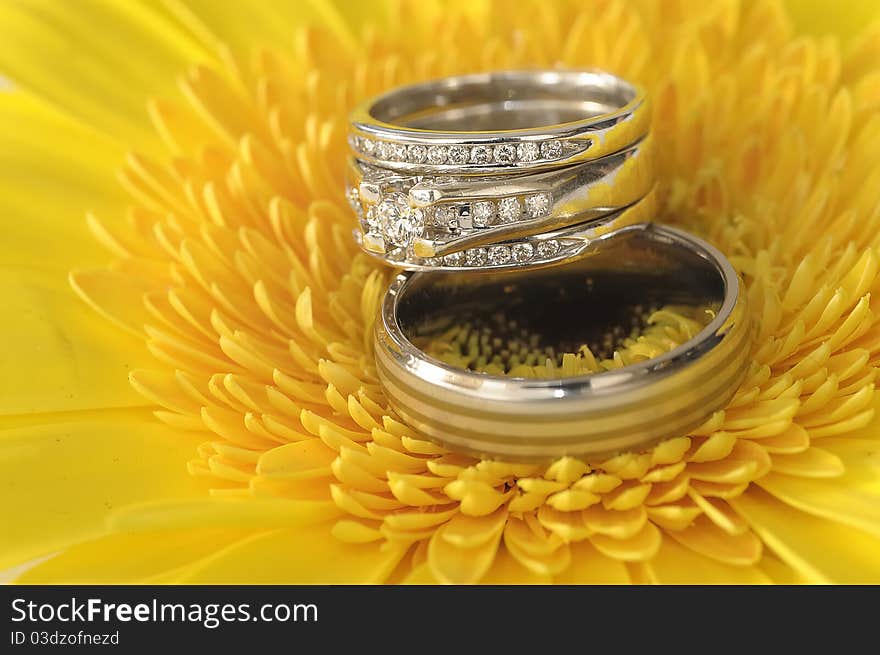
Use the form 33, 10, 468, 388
345, 69, 752, 461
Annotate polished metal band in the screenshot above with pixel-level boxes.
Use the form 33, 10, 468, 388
349, 70, 649, 175
374, 224, 752, 461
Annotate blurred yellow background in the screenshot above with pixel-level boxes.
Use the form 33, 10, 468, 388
785, 0, 880, 38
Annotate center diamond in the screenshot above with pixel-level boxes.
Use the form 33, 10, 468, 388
377, 192, 422, 248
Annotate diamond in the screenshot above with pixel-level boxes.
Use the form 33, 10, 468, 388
536, 240, 561, 258
422, 257, 442, 267
389, 143, 408, 161
471, 145, 492, 164
360, 138, 376, 156
540, 140, 564, 159
407, 144, 428, 163
517, 142, 540, 162
430, 204, 455, 227
363, 205, 381, 235
374, 141, 390, 160
345, 185, 359, 209
443, 251, 466, 267
497, 197, 522, 223
385, 247, 406, 261
377, 193, 422, 247
427, 145, 448, 164
465, 248, 488, 266
525, 192, 552, 218
447, 145, 470, 165
494, 144, 517, 164
346, 186, 364, 219
472, 201, 495, 228
511, 243, 534, 263
487, 245, 511, 265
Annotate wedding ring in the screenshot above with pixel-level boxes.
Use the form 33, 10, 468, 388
374, 224, 752, 461
349, 70, 648, 174
347, 136, 654, 265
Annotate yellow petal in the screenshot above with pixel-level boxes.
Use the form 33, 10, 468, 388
644, 538, 772, 584
668, 515, 762, 566
589, 521, 662, 562
439, 506, 507, 548
784, 0, 880, 40
165, 0, 356, 56
428, 510, 505, 584
0, 414, 204, 569
732, 489, 880, 583
552, 541, 631, 584
0, 269, 157, 414
480, 546, 553, 584
0, 92, 126, 272
176, 523, 407, 583
108, 498, 340, 533
758, 468, 880, 539
0, 1, 211, 150
70, 269, 161, 337
15, 529, 251, 584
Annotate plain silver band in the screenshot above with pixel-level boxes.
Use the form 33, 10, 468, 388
374, 224, 752, 461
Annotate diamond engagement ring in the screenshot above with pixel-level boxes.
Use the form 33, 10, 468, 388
347, 136, 654, 266
347, 69, 653, 271
374, 224, 752, 461
357, 187, 657, 271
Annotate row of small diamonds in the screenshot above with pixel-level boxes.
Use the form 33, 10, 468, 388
347, 184, 554, 234
426, 239, 565, 268
430, 192, 552, 230
351, 135, 573, 165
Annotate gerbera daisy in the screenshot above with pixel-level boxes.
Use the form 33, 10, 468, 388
2, 0, 880, 584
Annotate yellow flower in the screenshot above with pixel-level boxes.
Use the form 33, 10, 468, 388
2, 0, 880, 584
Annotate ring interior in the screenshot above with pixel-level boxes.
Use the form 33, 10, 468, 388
370, 71, 637, 131
394, 228, 726, 366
